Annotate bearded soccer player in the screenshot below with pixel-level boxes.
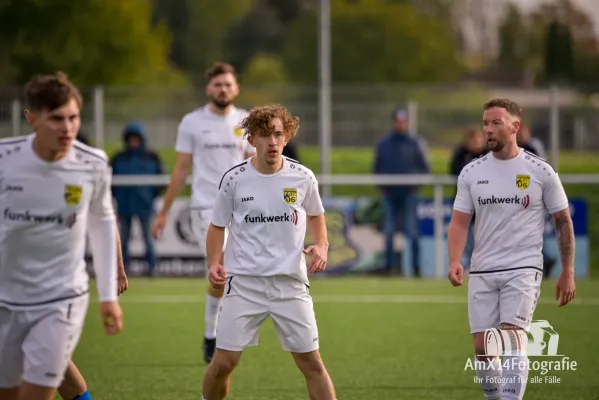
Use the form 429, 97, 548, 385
447, 98, 576, 400
201, 104, 336, 400
0, 72, 123, 400
151, 62, 255, 363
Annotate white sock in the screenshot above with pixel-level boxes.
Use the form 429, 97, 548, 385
204, 293, 222, 339
475, 357, 503, 399
502, 353, 529, 399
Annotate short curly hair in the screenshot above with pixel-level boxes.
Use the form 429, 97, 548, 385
240, 104, 300, 139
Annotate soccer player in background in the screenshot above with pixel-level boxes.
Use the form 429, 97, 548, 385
0, 72, 123, 400
447, 99, 576, 400
151, 62, 255, 363
201, 104, 336, 400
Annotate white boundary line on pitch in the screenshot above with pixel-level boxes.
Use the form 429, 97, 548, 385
94, 295, 599, 305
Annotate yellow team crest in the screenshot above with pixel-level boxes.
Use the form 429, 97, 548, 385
234, 126, 243, 138
64, 185, 82, 206
284, 188, 297, 204
516, 174, 530, 190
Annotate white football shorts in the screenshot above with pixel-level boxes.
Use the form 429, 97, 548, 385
191, 209, 228, 276
216, 275, 320, 353
0, 294, 89, 388
468, 269, 542, 334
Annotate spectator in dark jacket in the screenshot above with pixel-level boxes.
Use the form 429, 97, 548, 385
373, 108, 430, 277
449, 128, 487, 268
111, 122, 164, 276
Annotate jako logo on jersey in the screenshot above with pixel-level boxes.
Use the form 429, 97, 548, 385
4, 208, 78, 228
477, 180, 489, 185
477, 195, 530, 209
244, 210, 299, 226
241, 197, 254, 203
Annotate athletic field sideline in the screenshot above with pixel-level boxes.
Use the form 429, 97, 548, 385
70, 277, 599, 400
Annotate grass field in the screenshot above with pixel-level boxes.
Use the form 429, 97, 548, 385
70, 277, 599, 400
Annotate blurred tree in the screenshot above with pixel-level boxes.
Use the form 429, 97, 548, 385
224, 0, 308, 76
151, 0, 190, 70
496, 3, 531, 83
530, 0, 599, 85
543, 19, 574, 83
241, 53, 288, 85
282, 0, 462, 83
185, 0, 252, 84
0, 0, 187, 86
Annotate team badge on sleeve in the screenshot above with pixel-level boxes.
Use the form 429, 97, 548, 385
284, 188, 297, 204
64, 185, 82, 205
234, 126, 243, 137
516, 174, 530, 190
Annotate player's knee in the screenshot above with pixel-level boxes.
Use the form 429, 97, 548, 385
293, 351, 326, 377
210, 350, 240, 377
472, 333, 490, 361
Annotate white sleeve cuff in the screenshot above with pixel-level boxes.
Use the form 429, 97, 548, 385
88, 214, 118, 302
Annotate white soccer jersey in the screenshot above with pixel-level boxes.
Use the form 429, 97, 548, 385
175, 105, 254, 210
211, 157, 325, 285
0, 135, 117, 307
453, 149, 569, 274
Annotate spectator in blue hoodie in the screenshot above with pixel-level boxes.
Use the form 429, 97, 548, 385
111, 122, 164, 276
373, 108, 430, 277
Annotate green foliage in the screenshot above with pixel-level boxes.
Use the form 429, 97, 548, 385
0, 0, 187, 86
282, 0, 462, 83
241, 54, 289, 85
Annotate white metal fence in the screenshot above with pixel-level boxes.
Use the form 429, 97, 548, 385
111, 173, 599, 278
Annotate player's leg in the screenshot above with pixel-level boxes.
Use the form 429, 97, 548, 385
468, 274, 502, 399
0, 307, 27, 400
58, 361, 91, 400
201, 349, 242, 400
270, 277, 336, 400
118, 214, 133, 275
191, 210, 225, 363
496, 270, 542, 400
202, 276, 268, 399
20, 296, 88, 400
139, 214, 157, 277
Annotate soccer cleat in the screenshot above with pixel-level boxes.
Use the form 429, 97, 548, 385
203, 337, 216, 364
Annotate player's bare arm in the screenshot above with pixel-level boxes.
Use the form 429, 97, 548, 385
551, 207, 576, 307
152, 152, 192, 239
447, 210, 472, 286
304, 214, 329, 275
206, 223, 227, 288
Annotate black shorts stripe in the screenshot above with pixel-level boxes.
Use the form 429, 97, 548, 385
73, 143, 107, 162
284, 156, 299, 164
0, 291, 89, 307
469, 266, 543, 275
218, 161, 247, 190
226, 276, 234, 295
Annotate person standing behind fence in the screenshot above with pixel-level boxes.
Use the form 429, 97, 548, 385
373, 108, 430, 277
449, 128, 487, 269
111, 122, 164, 277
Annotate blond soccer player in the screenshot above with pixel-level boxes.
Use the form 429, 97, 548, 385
201, 104, 336, 400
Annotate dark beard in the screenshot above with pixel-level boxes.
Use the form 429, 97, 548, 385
211, 98, 232, 109
489, 141, 506, 152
